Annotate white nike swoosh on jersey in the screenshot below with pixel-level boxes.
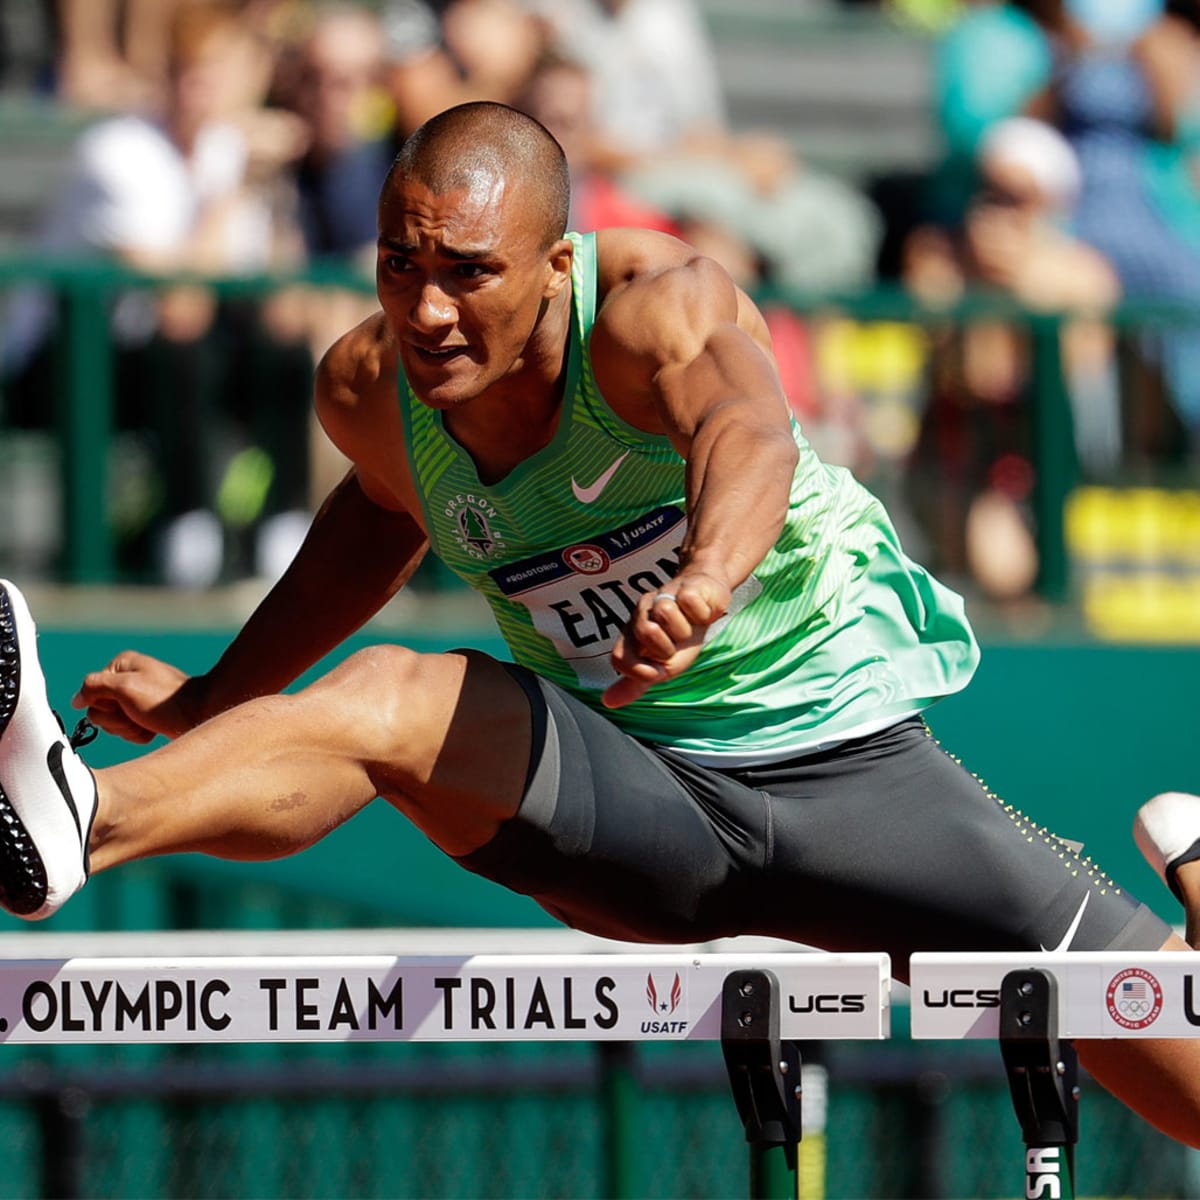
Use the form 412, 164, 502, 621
1040, 892, 1090, 952
571, 451, 630, 504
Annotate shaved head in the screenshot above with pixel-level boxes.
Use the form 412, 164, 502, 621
386, 102, 570, 249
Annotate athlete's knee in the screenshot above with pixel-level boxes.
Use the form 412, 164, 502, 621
303, 644, 465, 757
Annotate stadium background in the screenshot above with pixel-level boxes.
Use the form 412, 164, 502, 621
1, 0, 1199, 1196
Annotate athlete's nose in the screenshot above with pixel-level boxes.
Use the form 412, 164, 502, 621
409, 280, 456, 334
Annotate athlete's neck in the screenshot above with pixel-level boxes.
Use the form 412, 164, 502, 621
444, 288, 573, 484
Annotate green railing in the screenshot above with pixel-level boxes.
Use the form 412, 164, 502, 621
2, 255, 1197, 598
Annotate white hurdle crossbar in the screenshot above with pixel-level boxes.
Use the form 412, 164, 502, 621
910, 950, 1200, 1200
1, 935, 1196, 1199
0, 930, 886, 1200
909, 950, 1199, 1040
0, 932, 891, 1045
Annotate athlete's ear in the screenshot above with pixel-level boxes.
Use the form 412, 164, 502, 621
543, 238, 573, 300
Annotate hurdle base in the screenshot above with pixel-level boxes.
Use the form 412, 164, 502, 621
1000, 968, 1079, 1200
721, 968, 802, 1197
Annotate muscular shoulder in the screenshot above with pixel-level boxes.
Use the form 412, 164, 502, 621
595, 228, 769, 343
589, 229, 773, 394
317, 310, 396, 417
314, 310, 420, 514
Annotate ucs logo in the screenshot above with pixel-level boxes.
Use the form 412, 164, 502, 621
788, 993, 867, 1014
920, 988, 1001, 1009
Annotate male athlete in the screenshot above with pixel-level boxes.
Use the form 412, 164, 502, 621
1, 102, 1199, 1144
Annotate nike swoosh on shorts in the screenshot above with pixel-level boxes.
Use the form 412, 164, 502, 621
1041, 892, 1090, 952
571, 452, 629, 504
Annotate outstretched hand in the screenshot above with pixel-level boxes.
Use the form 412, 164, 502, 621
72, 651, 207, 744
603, 572, 731, 709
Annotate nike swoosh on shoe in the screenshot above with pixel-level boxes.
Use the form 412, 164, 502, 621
0, 579, 94, 918
571, 452, 629, 504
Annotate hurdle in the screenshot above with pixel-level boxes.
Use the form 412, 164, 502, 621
0, 929, 887, 1200
911, 950, 1200, 1200
0, 935, 1194, 1199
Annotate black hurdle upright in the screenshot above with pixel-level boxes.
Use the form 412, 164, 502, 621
721, 969, 803, 1200
1000, 968, 1079, 1200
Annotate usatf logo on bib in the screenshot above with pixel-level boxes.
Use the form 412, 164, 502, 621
1105, 967, 1163, 1030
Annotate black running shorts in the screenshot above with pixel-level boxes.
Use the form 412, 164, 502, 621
457, 665, 1170, 969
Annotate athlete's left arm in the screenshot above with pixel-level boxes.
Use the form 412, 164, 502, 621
590, 236, 799, 707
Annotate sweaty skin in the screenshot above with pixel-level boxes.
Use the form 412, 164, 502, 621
78, 187, 797, 738
66, 137, 1200, 1150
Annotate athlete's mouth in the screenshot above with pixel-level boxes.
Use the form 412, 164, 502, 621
411, 343, 469, 364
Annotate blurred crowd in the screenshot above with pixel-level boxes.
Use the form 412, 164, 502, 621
0, 0, 1197, 605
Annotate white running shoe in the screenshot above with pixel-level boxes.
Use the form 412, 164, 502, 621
0, 579, 97, 919
1133, 791, 1200, 900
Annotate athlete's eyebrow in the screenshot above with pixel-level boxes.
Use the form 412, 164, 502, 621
378, 237, 495, 261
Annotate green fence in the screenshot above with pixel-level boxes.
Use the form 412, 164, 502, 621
3, 256, 1199, 606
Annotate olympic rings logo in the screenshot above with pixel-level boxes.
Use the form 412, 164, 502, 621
1105, 967, 1163, 1030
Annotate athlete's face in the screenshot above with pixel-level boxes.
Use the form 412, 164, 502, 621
376, 170, 571, 408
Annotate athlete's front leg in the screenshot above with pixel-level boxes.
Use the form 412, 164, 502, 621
91, 645, 533, 869
0, 577, 533, 918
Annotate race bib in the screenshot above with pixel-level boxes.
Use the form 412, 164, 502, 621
490, 507, 685, 690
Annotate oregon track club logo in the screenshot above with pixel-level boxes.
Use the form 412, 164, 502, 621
1105, 967, 1163, 1029
563, 544, 610, 575
444, 493, 507, 560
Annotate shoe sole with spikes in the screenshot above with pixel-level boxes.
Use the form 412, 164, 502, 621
0, 580, 96, 919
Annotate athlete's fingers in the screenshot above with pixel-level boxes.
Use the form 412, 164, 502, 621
73, 651, 153, 706
609, 622, 671, 679
602, 672, 657, 709
604, 641, 705, 709
670, 573, 731, 627
81, 698, 157, 744
634, 590, 692, 661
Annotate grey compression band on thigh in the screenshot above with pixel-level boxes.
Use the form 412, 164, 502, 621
458, 671, 1171, 957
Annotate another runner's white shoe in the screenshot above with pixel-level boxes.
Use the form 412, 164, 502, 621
1134, 791, 1200, 901
0, 579, 97, 919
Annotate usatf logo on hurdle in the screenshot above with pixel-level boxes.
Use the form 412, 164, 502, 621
644, 972, 684, 1033
1105, 967, 1163, 1030
0, 953, 890, 1045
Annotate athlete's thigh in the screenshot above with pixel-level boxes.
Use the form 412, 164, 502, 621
362, 646, 534, 857
737, 719, 1169, 966
455, 666, 768, 943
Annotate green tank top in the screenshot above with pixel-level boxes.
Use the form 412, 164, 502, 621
400, 231, 979, 761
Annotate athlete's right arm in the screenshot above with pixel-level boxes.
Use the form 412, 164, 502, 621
74, 319, 430, 742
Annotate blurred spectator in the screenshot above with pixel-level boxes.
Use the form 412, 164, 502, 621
50, 0, 171, 110
927, 0, 1200, 450
1046, 0, 1200, 448
903, 115, 1121, 600
525, 0, 727, 159
281, 3, 392, 271
525, 0, 882, 294
273, 1, 394, 507
514, 54, 681, 235
930, 0, 1055, 221
1, 1, 312, 586
381, 0, 547, 138
46, 0, 298, 112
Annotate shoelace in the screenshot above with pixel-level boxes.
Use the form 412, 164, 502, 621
69, 717, 98, 749
54, 711, 99, 750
